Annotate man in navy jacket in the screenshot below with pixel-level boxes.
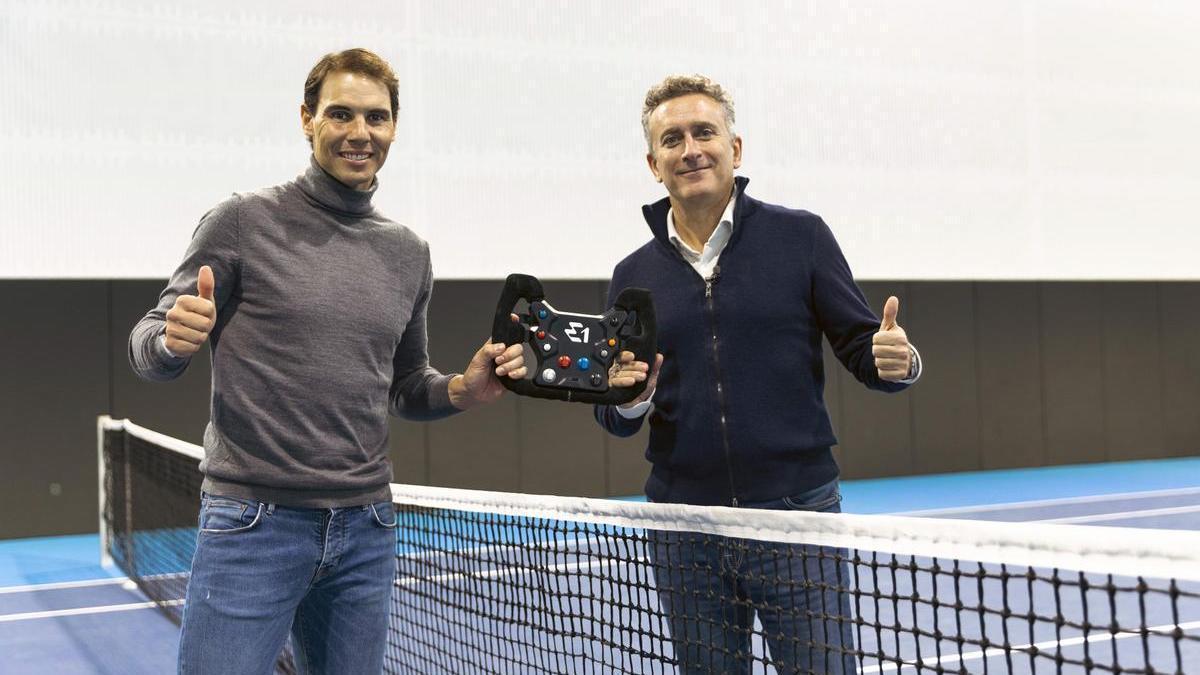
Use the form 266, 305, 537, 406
596, 75, 921, 674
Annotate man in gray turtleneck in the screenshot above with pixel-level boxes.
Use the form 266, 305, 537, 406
129, 49, 523, 674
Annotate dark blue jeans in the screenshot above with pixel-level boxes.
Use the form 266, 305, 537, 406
649, 479, 858, 674
177, 493, 397, 674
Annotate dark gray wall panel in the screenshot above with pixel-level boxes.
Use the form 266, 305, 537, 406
0, 282, 110, 538
520, 397, 608, 496
388, 417, 429, 485
836, 282, 914, 479
4, 279, 1198, 540
606, 430, 650, 497
1040, 283, 1106, 466
424, 280, 520, 491
976, 283, 1044, 469
908, 282, 980, 474
1161, 283, 1200, 457
1103, 283, 1164, 461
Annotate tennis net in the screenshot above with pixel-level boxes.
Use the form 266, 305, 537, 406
98, 416, 1200, 673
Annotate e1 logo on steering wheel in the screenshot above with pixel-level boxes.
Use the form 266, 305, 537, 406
491, 274, 657, 405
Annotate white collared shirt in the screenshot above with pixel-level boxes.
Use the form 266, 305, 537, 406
666, 196, 736, 281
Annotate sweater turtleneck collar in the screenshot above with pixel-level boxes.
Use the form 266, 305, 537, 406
295, 155, 377, 217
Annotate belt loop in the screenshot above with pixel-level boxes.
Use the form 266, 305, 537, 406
266, 502, 276, 515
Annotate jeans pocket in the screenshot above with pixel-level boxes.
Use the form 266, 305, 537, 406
781, 483, 842, 513
199, 494, 263, 535
369, 502, 398, 529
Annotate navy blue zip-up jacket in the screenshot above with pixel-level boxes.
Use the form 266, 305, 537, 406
595, 177, 910, 506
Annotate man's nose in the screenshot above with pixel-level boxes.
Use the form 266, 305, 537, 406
347, 116, 369, 141
681, 134, 702, 160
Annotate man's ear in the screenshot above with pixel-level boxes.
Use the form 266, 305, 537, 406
300, 103, 314, 143
646, 151, 662, 183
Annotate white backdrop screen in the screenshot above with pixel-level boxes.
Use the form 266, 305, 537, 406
1, 2, 1197, 280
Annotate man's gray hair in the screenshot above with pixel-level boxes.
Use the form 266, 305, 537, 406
641, 74, 736, 150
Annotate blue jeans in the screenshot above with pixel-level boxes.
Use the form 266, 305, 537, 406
178, 493, 397, 674
649, 479, 858, 674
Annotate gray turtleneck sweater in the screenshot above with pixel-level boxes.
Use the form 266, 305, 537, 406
129, 158, 458, 507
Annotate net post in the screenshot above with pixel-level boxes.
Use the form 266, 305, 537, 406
96, 415, 114, 569
123, 424, 133, 569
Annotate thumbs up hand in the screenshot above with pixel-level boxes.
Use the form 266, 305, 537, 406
164, 265, 218, 357
872, 295, 912, 382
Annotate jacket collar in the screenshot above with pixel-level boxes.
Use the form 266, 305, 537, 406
642, 176, 754, 245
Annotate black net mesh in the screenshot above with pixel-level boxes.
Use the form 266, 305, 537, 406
100, 419, 1200, 674
102, 420, 300, 674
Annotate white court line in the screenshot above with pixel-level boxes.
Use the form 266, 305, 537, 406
0, 599, 184, 623
861, 620, 1200, 673
895, 486, 1200, 517
1042, 504, 1200, 525
0, 577, 131, 595
0, 570, 188, 596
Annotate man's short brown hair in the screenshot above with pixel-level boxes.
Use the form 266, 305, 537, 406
303, 48, 400, 119
642, 74, 736, 150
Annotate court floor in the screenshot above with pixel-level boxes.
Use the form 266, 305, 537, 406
1, 456, 1197, 674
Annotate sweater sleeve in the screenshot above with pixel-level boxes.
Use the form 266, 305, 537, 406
594, 261, 651, 436
389, 246, 459, 421
128, 196, 242, 382
810, 217, 909, 393
595, 400, 648, 437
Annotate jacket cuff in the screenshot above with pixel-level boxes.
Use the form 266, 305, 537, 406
898, 343, 922, 384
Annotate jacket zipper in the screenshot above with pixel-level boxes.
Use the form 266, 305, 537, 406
704, 266, 738, 507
